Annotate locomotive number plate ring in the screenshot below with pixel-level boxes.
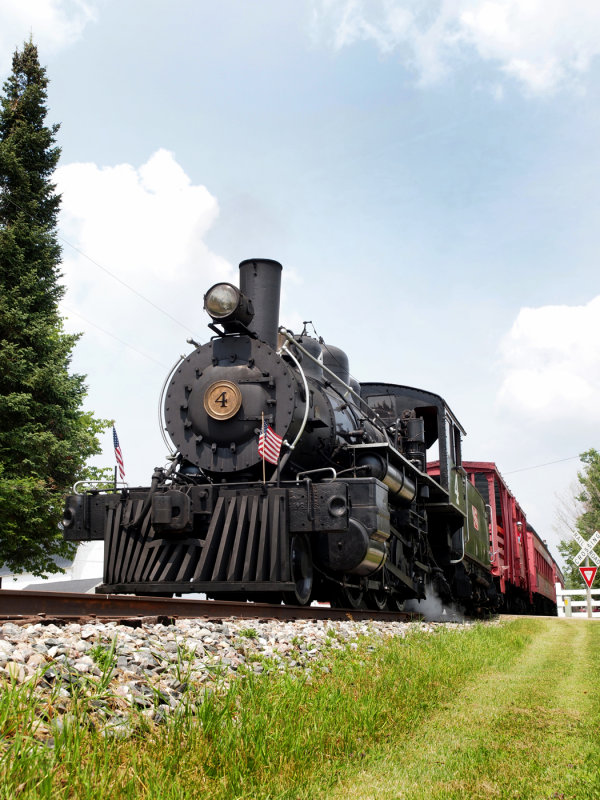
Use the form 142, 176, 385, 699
203, 380, 242, 420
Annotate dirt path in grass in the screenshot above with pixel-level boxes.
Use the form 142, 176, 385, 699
327, 620, 600, 800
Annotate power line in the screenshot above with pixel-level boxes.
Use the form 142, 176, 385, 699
58, 235, 195, 335
504, 456, 581, 475
0, 218, 176, 368
2, 192, 197, 335
62, 306, 171, 368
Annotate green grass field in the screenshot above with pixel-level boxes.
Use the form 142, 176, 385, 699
1, 619, 598, 799
328, 619, 600, 800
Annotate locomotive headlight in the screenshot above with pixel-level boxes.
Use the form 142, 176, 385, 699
204, 283, 254, 326
205, 283, 238, 318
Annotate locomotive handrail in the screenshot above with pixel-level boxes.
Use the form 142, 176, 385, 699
277, 340, 311, 452
72, 480, 129, 495
267, 341, 311, 480
278, 327, 387, 436
296, 467, 337, 482
158, 352, 186, 455
486, 503, 500, 564
449, 527, 465, 564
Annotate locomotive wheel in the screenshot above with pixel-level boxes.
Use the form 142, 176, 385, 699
283, 534, 313, 606
365, 589, 389, 611
332, 585, 367, 609
387, 597, 406, 612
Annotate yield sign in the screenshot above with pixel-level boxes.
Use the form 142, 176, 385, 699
580, 566, 597, 589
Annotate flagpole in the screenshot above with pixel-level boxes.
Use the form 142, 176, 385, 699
261, 412, 266, 484
275, 447, 282, 488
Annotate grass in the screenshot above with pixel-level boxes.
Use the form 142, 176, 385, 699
328, 619, 600, 800
0, 620, 597, 799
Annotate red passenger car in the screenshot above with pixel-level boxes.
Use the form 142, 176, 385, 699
428, 461, 563, 615
464, 462, 563, 614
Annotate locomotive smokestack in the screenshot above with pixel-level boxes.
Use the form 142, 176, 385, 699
239, 258, 282, 347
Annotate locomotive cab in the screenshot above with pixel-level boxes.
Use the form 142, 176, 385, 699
361, 383, 492, 607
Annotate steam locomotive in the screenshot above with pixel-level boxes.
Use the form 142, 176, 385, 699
63, 258, 500, 611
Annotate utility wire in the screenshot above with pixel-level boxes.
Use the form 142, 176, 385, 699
58, 235, 195, 335
2, 192, 197, 335
0, 203, 179, 368
504, 455, 581, 475
62, 305, 170, 368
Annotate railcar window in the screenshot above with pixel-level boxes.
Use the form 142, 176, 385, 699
366, 394, 396, 419
494, 479, 503, 525
453, 426, 462, 466
447, 421, 462, 467
535, 551, 552, 581
474, 473, 489, 502
427, 439, 439, 463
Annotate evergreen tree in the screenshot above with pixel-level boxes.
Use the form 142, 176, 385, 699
557, 449, 600, 587
0, 41, 109, 577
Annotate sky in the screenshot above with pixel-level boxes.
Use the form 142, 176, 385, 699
2, 0, 600, 564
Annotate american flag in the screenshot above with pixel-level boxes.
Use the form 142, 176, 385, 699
113, 426, 125, 480
258, 420, 283, 465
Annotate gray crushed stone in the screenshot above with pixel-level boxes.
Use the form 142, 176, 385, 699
0, 616, 472, 740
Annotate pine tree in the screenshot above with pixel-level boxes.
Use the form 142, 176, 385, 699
0, 41, 109, 577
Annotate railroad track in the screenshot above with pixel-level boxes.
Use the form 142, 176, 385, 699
0, 589, 418, 626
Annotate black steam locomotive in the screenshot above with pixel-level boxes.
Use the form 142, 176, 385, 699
63, 259, 496, 611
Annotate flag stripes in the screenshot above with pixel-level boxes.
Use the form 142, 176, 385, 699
113, 426, 125, 480
258, 420, 283, 465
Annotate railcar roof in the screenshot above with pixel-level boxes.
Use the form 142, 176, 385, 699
462, 460, 563, 575
360, 382, 466, 435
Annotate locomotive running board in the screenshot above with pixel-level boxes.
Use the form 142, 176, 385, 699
96, 581, 295, 595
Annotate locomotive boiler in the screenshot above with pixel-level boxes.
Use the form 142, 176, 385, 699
63, 258, 496, 611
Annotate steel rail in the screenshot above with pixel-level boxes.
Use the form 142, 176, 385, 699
0, 589, 416, 625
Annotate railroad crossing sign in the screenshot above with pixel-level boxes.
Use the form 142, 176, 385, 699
572, 530, 600, 567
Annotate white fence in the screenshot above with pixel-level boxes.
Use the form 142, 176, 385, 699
555, 582, 600, 619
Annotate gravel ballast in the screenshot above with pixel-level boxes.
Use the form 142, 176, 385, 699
0, 616, 472, 739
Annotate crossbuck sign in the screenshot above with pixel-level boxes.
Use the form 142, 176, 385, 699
573, 531, 600, 566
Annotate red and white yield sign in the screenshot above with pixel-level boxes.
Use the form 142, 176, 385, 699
573, 530, 600, 567
580, 566, 598, 589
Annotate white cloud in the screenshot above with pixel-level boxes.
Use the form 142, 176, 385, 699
496, 296, 600, 421
57, 149, 233, 337
55, 151, 235, 481
0, 0, 97, 73
312, 0, 600, 93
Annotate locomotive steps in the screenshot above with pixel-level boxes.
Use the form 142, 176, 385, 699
1, 618, 599, 798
